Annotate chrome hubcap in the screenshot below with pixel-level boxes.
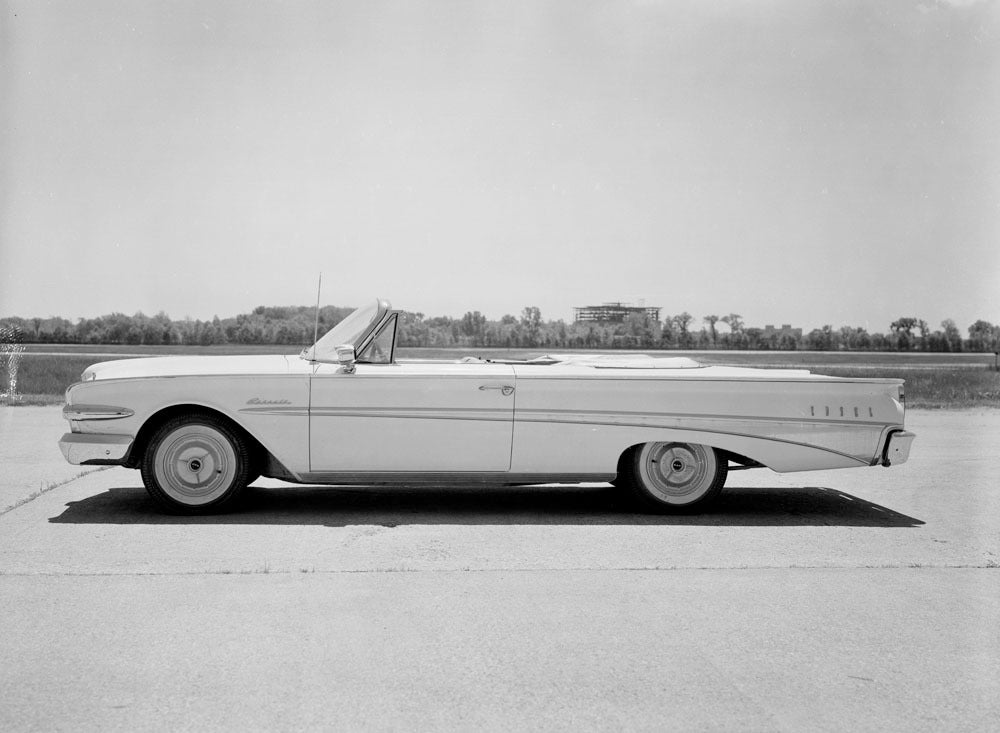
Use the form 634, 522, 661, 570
642, 442, 715, 503
155, 426, 236, 506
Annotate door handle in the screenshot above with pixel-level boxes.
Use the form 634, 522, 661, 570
479, 384, 515, 396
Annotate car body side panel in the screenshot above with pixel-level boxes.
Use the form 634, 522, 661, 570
510, 366, 904, 473
309, 362, 516, 472
512, 421, 876, 473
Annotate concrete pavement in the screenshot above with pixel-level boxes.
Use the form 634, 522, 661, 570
1, 407, 997, 731
0, 406, 108, 514
2, 569, 996, 732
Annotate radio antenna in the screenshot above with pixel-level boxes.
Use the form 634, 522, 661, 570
311, 272, 322, 360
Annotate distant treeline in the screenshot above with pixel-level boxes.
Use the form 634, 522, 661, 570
2, 307, 999, 353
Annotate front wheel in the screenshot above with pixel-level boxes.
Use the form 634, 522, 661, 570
140, 415, 251, 514
618, 442, 727, 513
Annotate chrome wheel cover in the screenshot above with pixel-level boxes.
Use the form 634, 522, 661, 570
153, 424, 237, 506
638, 442, 716, 504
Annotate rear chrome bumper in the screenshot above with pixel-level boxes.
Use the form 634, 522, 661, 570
882, 430, 916, 467
59, 433, 133, 465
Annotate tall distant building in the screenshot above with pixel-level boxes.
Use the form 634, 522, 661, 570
574, 302, 661, 323
762, 324, 803, 341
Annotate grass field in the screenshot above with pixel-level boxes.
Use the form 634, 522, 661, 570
5, 346, 999, 408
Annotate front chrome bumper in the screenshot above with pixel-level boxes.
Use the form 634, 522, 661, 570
882, 430, 916, 467
59, 433, 133, 465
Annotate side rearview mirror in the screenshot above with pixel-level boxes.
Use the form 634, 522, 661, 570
335, 344, 357, 373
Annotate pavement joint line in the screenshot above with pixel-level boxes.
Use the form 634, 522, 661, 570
0, 564, 997, 578
0, 466, 112, 518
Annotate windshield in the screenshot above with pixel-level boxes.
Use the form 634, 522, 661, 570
301, 299, 387, 362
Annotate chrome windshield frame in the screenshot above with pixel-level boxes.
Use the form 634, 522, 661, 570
356, 312, 399, 365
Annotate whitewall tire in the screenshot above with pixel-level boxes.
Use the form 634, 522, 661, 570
619, 442, 727, 512
140, 415, 251, 514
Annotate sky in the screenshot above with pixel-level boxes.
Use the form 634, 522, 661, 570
1, 0, 998, 333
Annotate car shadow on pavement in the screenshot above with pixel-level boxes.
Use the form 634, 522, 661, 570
49, 483, 924, 527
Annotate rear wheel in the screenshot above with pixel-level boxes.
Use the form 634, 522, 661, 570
140, 415, 251, 514
618, 442, 727, 513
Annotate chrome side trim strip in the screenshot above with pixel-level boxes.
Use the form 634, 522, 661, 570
306, 404, 888, 430
310, 406, 512, 422
516, 407, 890, 428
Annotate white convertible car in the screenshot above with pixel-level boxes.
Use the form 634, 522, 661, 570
59, 299, 915, 514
